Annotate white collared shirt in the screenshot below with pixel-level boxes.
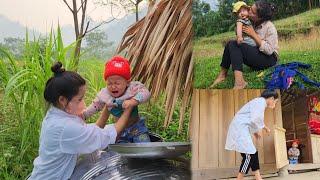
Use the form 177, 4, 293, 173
28, 106, 117, 180
225, 97, 267, 154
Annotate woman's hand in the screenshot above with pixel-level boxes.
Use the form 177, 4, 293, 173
122, 99, 139, 109
264, 126, 271, 134
243, 25, 262, 47
254, 131, 262, 139
243, 25, 256, 38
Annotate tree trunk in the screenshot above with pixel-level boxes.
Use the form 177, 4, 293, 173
74, 38, 82, 67
309, 0, 312, 9
71, 0, 81, 69
135, 3, 139, 22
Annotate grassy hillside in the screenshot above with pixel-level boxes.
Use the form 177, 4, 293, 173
194, 8, 320, 89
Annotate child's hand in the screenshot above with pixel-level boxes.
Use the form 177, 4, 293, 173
237, 37, 244, 44
122, 99, 139, 109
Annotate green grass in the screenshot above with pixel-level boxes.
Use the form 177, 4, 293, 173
194, 50, 320, 89
0, 29, 190, 179
194, 8, 320, 89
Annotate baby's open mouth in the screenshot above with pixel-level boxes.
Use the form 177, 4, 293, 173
112, 91, 119, 94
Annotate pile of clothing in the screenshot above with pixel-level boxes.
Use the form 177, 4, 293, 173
308, 96, 320, 135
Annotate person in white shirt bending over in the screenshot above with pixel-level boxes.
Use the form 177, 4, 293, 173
28, 62, 133, 180
225, 89, 279, 180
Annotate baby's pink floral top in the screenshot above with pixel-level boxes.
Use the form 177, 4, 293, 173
83, 81, 150, 119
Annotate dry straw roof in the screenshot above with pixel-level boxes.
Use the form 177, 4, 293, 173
117, 0, 193, 132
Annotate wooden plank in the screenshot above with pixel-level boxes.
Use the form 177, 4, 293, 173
248, 90, 265, 164
263, 105, 276, 164
311, 134, 320, 163
218, 90, 235, 168
198, 90, 219, 168
191, 89, 200, 170
288, 163, 320, 171
274, 89, 283, 128
274, 127, 289, 169
192, 164, 278, 180
233, 89, 248, 166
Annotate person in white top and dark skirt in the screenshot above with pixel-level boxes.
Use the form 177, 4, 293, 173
225, 89, 279, 180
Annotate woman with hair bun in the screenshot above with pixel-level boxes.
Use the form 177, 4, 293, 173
225, 89, 279, 180
28, 62, 132, 180
212, 1, 279, 89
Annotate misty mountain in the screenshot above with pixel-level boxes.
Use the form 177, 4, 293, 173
0, 14, 41, 41
0, 9, 147, 47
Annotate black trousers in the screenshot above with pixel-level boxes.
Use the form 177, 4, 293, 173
239, 151, 260, 174
220, 40, 277, 71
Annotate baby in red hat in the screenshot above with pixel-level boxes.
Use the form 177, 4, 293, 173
83, 56, 151, 143
288, 140, 300, 165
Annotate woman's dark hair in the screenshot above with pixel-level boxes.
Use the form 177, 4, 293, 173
44, 62, 86, 105
255, 1, 277, 22
261, 89, 279, 99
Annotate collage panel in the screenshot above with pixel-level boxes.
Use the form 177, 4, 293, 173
0, 0, 193, 180
193, 0, 320, 90
190, 89, 320, 180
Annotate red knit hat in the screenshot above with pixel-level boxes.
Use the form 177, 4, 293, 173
104, 56, 131, 80
292, 139, 300, 145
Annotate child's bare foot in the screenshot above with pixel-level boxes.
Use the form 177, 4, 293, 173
233, 81, 248, 89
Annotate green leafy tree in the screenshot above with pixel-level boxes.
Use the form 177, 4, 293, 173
83, 30, 114, 60
193, 0, 319, 38
1, 37, 25, 59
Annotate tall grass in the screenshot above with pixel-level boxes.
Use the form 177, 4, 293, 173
0, 27, 77, 179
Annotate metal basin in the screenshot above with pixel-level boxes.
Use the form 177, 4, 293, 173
76, 152, 191, 180
108, 132, 191, 159
108, 142, 191, 159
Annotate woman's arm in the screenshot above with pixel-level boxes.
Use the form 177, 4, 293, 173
243, 25, 262, 47
96, 105, 133, 133
59, 106, 133, 154
113, 106, 133, 134
95, 106, 110, 128
243, 23, 278, 55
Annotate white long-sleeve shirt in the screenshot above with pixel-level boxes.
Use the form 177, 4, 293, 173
28, 106, 117, 180
225, 97, 267, 154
